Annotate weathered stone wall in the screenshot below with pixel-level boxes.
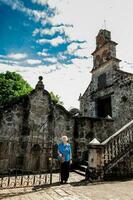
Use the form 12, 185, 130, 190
0, 99, 25, 172
53, 105, 74, 144
0, 79, 74, 173
23, 89, 52, 172
80, 60, 119, 117
73, 117, 114, 163
112, 70, 133, 130
80, 67, 133, 136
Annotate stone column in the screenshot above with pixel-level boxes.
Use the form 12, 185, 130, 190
87, 138, 103, 180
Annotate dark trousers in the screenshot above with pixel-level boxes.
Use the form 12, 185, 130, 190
60, 161, 70, 182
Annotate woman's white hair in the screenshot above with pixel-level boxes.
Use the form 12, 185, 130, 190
61, 135, 68, 141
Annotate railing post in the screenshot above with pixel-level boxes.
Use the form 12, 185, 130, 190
87, 138, 104, 181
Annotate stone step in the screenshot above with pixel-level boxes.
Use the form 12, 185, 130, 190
82, 161, 88, 166
73, 169, 86, 176
79, 165, 88, 172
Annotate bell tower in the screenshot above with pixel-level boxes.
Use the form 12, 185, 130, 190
91, 29, 121, 73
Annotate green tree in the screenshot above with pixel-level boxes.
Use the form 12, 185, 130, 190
50, 91, 63, 105
0, 71, 32, 105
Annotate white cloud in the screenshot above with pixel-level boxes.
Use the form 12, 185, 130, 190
32, 10, 47, 22
26, 59, 42, 65
37, 36, 65, 46
0, 0, 48, 22
44, 57, 57, 63
0, 58, 19, 65
67, 43, 79, 52
51, 36, 65, 46
31, 0, 48, 5
32, 28, 40, 36
0, 55, 8, 59
8, 53, 27, 60
67, 42, 87, 54
37, 39, 47, 44
37, 51, 48, 57
32, 24, 72, 37
33, 28, 54, 36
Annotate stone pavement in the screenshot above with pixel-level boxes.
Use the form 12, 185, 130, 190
0, 173, 133, 200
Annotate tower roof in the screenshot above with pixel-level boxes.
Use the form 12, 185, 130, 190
97, 29, 111, 46
92, 29, 118, 55
91, 29, 120, 73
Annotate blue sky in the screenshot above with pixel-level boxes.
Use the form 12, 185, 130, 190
0, 0, 133, 109
0, 0, 87, 67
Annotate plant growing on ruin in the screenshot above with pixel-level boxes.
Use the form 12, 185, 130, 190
50, 91, 63, 105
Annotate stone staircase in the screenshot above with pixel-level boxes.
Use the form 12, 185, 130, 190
88, 120, 133, 180
73, 161, 88, 177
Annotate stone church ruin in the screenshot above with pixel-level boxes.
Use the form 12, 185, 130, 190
0, 29, 133, 183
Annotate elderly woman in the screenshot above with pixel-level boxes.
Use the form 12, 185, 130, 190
58, 135, 72, 184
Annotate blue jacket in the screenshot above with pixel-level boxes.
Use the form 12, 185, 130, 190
58, 143, 71, 162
